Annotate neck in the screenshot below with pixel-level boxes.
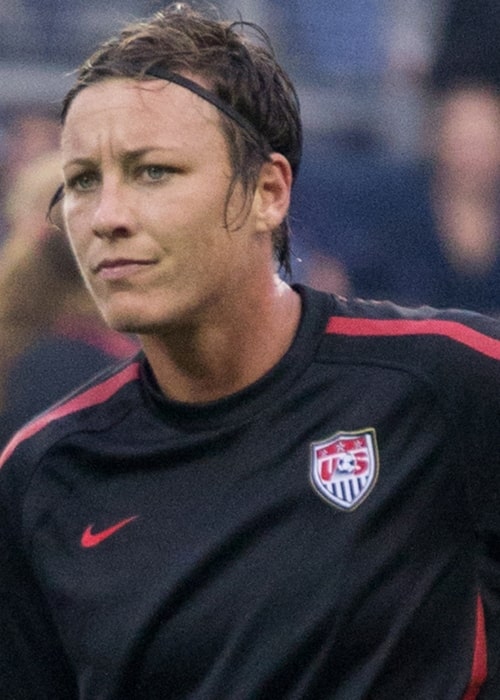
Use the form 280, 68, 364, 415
140, 279, 301, 403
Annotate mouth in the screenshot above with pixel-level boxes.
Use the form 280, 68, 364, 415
93, 258, 156, 280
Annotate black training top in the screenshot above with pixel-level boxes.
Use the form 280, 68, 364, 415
1, 285, 500, 699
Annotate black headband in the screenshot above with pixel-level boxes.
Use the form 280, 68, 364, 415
144, 66, 266, 147
49, 68, 271, 213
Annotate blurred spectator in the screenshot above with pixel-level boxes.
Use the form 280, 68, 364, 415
292, 153, 500, 313
294, 0, 500, 315
3, 110, 60, 177
0, 109, 60, 241
431, 0, 500, 278
0, 151, 138, 448
432, 0, 500, 90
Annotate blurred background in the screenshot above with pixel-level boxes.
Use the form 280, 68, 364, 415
0, 0, 499, 442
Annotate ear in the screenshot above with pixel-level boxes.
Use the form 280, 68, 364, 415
253, 153, 292, 233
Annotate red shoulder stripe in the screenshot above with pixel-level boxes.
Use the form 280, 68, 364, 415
326, 317, 500, 361
0, 362, 140, 469
462, 594, 487, 700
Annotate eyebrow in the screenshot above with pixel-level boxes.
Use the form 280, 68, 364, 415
63, 147, 171, 171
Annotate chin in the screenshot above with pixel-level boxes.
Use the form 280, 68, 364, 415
96, 290, 206, 334
105, 314, 160, 335
94, 293, 160, 332
101, 305, 185, 336
96, 304, 152, 334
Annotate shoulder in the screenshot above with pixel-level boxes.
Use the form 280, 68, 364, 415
298, 283, 500, 345
0, 352, 146, 553
298, 284, 500, 404
310, 289, 500, 437
0, 353, 143, 479
319, 292, 500, 367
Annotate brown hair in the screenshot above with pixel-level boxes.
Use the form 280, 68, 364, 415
61, 2, 302, 273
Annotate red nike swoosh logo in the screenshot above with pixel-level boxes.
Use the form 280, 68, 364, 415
81, 516, 138, 548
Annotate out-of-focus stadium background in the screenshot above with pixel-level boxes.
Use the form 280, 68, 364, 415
0, 0, 499, 445
0, 0, 441, 157
1, 0, 499, 306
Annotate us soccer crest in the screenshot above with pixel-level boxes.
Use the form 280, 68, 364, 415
310, 428, 379, 511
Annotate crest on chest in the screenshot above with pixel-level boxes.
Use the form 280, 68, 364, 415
310, 428, 379, 511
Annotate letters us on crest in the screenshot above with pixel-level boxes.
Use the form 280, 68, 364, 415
310, 428, 379, 511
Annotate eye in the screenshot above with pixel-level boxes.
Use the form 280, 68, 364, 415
146, 165, 166, 180
67, 171, 100, 192
140, 165, 171, 182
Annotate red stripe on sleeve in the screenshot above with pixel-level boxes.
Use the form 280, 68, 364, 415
326, 317, 500, 361
462, 595, 487, 700
0, 362, 140, 469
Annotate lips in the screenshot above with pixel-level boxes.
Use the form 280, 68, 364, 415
93, 258, 156, 280
94, 257, 154, 271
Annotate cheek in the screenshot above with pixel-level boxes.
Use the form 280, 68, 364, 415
63, 206, 91, 262
159, 195, 228, 255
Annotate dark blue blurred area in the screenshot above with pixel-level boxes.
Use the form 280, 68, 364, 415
292, 146, 500, 313
279, 0, 386, 82
0, 0, 144, 64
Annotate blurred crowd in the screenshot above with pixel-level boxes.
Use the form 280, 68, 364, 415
290, 0, 500, 313
0, 0, 498, 445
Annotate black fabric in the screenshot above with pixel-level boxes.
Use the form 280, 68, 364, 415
1, 285, 500, 698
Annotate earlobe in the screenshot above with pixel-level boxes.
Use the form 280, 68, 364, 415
254, 153, 292, 233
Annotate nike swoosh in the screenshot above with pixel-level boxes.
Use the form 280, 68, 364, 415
81, 516, 138, 548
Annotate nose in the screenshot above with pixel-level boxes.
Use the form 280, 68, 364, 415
91, 180, 133, 240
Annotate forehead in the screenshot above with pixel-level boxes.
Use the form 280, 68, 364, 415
61, 77, 228, 157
